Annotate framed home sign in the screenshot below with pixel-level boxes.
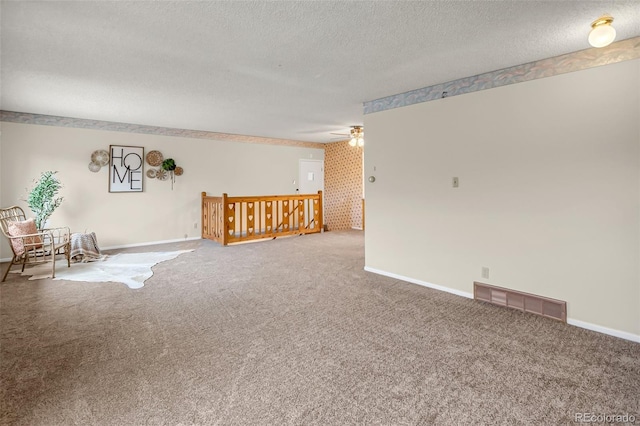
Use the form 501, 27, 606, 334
109, 145, 144, 192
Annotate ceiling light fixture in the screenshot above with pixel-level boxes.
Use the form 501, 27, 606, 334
349, 126, 364, 147
588, 15, 616, 48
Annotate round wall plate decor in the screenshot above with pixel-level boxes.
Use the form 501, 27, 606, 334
91, 149, 110, 167
146, 169, 157, 179
88, 162, 101, 172
174, 166, 184, 176
156, 169, 168, 181
146, 150, 163, 167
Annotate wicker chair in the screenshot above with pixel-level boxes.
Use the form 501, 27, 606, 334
0, 206, 70, 282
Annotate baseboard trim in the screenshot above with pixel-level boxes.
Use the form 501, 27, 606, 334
1, 237, 203, 262
363, 266, 474, 299
567, 318, 640, 343
102, 237, 201, 251
364, 266, 639, 344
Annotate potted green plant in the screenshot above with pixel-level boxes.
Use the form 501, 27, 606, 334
161, 158, 176, 172
162, 158, 177, 189
27, 171, 64, 229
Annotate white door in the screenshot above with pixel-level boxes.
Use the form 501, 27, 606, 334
298, 159, 324, 231
298, 159, 324, 195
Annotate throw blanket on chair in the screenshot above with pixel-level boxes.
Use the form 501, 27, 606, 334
70, 232, 106, 263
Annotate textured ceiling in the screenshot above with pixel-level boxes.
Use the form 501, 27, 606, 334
1, 1, 639, 143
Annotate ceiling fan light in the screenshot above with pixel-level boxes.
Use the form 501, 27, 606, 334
588, 15, 616, 48
346, 125, 363, 147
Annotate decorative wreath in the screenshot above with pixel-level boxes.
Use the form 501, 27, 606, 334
146, 150, 163, 167
91, 149, 110, 167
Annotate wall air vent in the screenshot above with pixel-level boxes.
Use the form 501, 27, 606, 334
474, 282, 566, 322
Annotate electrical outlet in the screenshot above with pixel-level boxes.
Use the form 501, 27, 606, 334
193, 222, 198, 229
184, 233, 188, 239
481, 267, 490, 279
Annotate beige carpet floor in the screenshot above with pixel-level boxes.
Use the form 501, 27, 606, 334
1, 231, 638, 425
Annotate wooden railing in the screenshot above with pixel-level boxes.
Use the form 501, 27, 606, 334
202, 191, 323, 245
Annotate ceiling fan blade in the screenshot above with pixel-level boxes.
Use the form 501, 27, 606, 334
330, 132, 349, 136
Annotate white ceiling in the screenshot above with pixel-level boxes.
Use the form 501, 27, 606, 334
1, 1, 639, 143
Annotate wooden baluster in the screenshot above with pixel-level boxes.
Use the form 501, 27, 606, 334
208, 200, 212, 239
247, 201, 254, 237
219, 200, 223, 240
207, 201, 211, 239
293, 199, 297, 232
266, 200, 272, 236
201, 192, 206, 239
216, 201, 220, 240
317, 191, 323, 232
212, 201, 216, 238
298, 199, 304, 233
214, 200, 218, 240
292, 198, 296, 232
283, 200, 289, 232
293, 199, 298, 233
257, 201, 262, 237
214, 200, 218, 239
289, 199, 294, 231
222, 193, 229, 246
239, 202, 243, 241
255, 201, 260, 237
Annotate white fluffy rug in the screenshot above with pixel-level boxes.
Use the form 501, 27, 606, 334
17, 250, 193, 289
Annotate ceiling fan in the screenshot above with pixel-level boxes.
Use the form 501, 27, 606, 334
330, 126, 364, 147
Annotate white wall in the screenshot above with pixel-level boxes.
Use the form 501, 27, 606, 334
364, 59, 640, 338
0, 123, 323, 256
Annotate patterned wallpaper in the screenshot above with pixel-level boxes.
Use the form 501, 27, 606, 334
324, 141, 363, 231
364, 36, 640, 114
